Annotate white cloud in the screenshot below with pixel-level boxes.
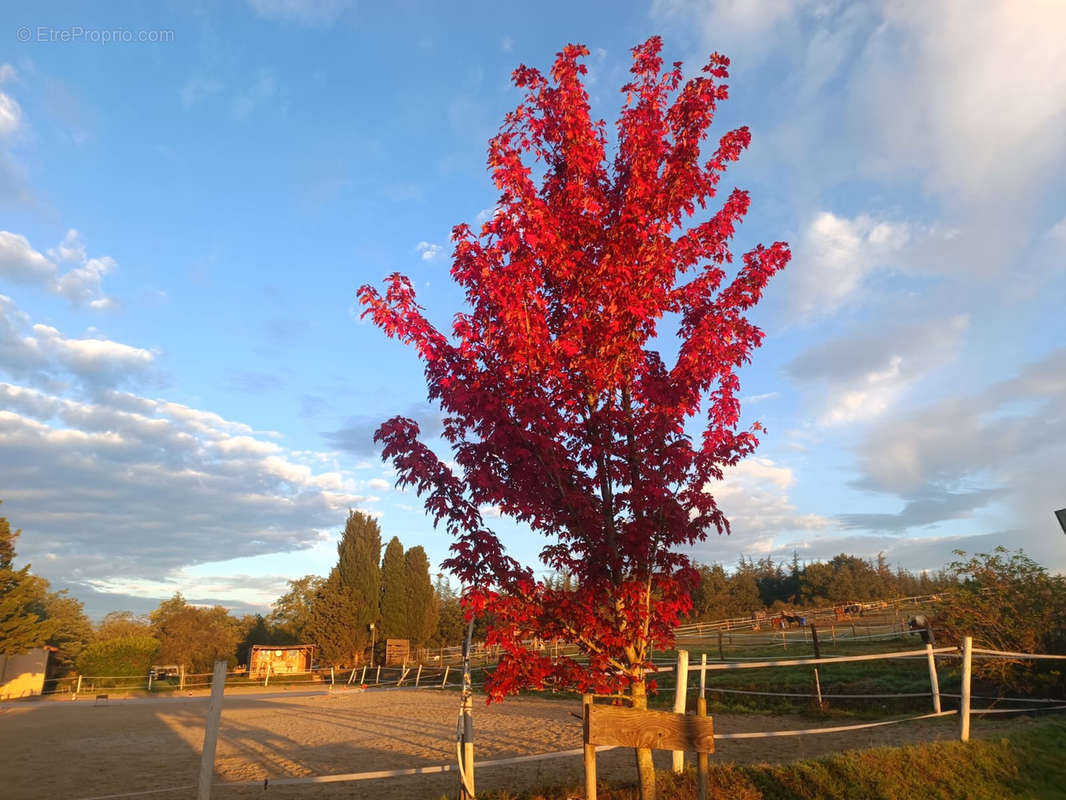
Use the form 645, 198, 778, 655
0, 229, 118, 309
180, 75, 225, 109
0, 295, 156, 392
367, 477, 390, 491
0, 377, 369, 586
501, 36, 514, 53
415, 241, 443, 261
697, 457, 836, 561
0, 64, 15, 84
789, 313, 970, 426
0, 91, 21, 137
786, 211, 912, 319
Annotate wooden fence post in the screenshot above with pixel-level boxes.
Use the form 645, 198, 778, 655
330, 667, 335, 688
696, 696, 709, 800
147, 671, 152, 692
583, 694, 596, 800
197, 660, 228, 800
360, 664, 366, 685
926, 643, 942, 713
671, 649, 689, 773
699, 653, 707, 699
415, 664, 422, 687
263, 662, 270, 688
442, 665, 450, 687
375, 665, 381, 685
960, 636, 972, 741
717, 630, 724, 661
74, 674, 82, 698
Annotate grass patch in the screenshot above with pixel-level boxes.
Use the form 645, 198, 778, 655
479, 718, 1066, 799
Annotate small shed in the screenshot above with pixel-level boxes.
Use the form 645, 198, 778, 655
0, 646, 53, 700
249, 644, 314, 677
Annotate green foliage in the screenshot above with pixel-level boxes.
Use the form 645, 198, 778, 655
75, 635, 160, 678
404, 546, 437, 647
94, 611, 153, 642
269, 574, 324, 642
430, 574, 465, 647
150, 593, 241, 673
937, 547, 1066, 692
0, 508, 56, 656
306, 510, 382, 665
379, 536, 408, 639
36, 590, 92, 675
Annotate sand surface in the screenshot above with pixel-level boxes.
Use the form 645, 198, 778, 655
0, 687, 1044, 799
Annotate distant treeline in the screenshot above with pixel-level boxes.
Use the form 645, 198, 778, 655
685, 552, 956, 621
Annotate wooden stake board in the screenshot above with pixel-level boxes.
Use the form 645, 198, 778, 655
584, 704, 714, 753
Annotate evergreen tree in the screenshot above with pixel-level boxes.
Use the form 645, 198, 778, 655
0, 506, 55, 655
379, 536, 408, 639
306, 510, 381, 665
403, 546, 438, 647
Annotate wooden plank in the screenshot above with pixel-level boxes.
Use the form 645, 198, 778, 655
586, 704, 714, 753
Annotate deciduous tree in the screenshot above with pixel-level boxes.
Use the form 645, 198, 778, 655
359, 38, 788, 797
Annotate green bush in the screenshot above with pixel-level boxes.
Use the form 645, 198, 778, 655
75, 635, 159, 679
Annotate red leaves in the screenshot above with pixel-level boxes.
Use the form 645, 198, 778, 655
358, 37, 788, 701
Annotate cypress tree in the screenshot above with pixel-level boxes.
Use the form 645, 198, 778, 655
306, 510, 382, 665
403, 546, 437, 647
379, 537, 408, 639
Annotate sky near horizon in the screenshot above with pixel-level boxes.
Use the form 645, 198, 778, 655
1, 1, 1063, 619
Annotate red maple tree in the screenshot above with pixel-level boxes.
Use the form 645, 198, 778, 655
359, 37, 788, 795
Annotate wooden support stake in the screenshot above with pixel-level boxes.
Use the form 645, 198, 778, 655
74, 674, 82, 698
441, 665, 450, 687
810, 624, 822, 659
926, 643, 942, 713
197, 660, 227, 800
717, 630, 724, 661
147, 671, 152, 692
583, 694, 596, 800
360, 664, 366, 685
263, 661, 270, 688
415, 664, 422, 687
696, 697, 709, 800
671, 649, 689, 773
330, 666, 335, 688
960, 636, 972, 741
813, 667, 823, 708
375, 665, 381, 685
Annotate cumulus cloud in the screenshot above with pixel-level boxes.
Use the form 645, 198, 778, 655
694, 457, 836, 563
0, 229, 118, 309
0, 295, 156, 393
0, 378, 369, 587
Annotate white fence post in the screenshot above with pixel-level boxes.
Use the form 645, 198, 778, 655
197, 660, 228, 800
926, 643, 942, 713
74, 674, 82, 698
671, 649, 689, 773
960, 636, 972, 741
699, 653, 707, 699
442, 665, 450, 687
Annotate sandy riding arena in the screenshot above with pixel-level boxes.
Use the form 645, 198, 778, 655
1, 687, 1040, 799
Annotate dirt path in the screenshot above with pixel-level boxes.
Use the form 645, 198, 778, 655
0, 688, 1049, 799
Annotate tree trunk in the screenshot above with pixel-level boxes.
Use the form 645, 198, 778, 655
630, 680, 656, 800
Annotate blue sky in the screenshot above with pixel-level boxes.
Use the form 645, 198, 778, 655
1, 0, 1063, 618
